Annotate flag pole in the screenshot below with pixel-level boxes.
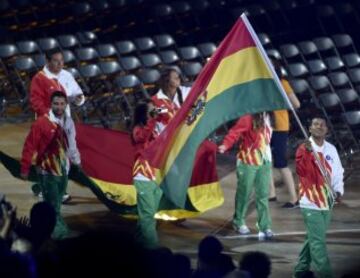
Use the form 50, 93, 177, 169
240, 14, 335, 201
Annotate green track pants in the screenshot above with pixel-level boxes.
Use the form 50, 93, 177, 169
233, 161, 272, 232
294, 208, 332, 278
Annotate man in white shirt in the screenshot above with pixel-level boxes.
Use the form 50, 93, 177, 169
30, 48, 85, 203
293, 116, 344, 278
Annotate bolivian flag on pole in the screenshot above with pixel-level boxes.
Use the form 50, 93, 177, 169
145, 14, 290, 208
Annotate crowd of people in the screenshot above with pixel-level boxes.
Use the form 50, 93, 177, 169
0, 48, 350, 277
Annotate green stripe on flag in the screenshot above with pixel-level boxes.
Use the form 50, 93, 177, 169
160, 79, 288, 207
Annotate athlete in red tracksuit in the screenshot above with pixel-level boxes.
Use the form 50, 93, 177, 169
21, 91, 81, 239
132, 101, 161, 248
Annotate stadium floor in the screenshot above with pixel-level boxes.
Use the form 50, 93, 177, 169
1, 121, 360, 277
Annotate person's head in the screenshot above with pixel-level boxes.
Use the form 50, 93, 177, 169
309, 116, 328, 141
198, 235, 223, 268
159, 67, 181, 96
45, 48, 64, 74
253, 112, 265, 130
30, 202, 56, 239
50, 91, 67, 117
239, 251, 271, 278
132, 100, 155, 128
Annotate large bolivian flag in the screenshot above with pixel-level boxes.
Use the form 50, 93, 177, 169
144, 14, 289, 208
0, 124, 223, 220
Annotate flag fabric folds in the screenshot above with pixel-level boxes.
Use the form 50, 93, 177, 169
0, 123, 224, 220
144, 15, 289, 208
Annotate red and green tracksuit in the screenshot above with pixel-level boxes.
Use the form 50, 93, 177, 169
132, 118, 161, 248
294, 138, 344, 278
221, 114, 272, 232
21, 112, 80, 239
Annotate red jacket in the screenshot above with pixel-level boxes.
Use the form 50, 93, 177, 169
132, 118, 158, 180
21, 115, 69, 176
296, 144, 332, 208
30, 71, 66, 116
221, 115, 272, 166
151, 95, 178, 127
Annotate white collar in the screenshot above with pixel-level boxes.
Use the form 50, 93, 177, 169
43, 65, 61, 79
49, 110, 65, 125
156, 89, 170, 100
310, 136, 327, 152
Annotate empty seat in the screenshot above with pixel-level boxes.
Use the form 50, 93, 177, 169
62, 50, 77, 65
114, 74, 149, 98
348, 68, 360, 85
134, 37, 157, 53
343, 53, 360, 68
138, 68, 160, 84
266, 49, 282, 60
319, 93, 343, 112
197, 42, 217, 59
181, 62, 202, 80
328, 72, 353, 89
308, 75, 333, 93
337, 88, 360, 109
37, 37, 60, 52
33, 54, 46, 68
76, 31, 98, 46
98, 61, 122, 76
57, 35, 80, 49
307, 59, 327, 75
288, 63, 309, 78
78, 64, 102, 78
115, 40, 137, 56
160, 50, 180, 65
324, 56, 345, 71
14, 57, 37, 72
139, 53, 162, 68
0, 44, 19, 59
178, 46, 202, 62
96, 44, 118, 59
119, 56, 142, 72
332, 33, 358, 54
313, 37, 339, 58
298, 41, 320, 60
16, 41, 40, 55
258, 33, 272, 48
280, 44, 303, 63
76, 47, 99, 63
343, 110, 360, 142
153, 34, 176, 50
67, 67, 81, 79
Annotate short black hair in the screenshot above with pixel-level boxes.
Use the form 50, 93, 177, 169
240, 251, 271, 278
50, 91, 67, 103
45, 48, 63, 61
309, 112, 328, 127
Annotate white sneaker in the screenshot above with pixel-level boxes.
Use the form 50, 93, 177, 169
258, 229, 274, 240
38, 193, 71, 203
62, 193, 72, 204
234, 224, 250, 235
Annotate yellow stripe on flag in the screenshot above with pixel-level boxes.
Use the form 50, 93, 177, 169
207, 47, 272, 101
156, 47, 272, 180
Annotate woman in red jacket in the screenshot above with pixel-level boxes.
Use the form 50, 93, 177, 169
131, 100, 161, 248
218, 113, 273, 240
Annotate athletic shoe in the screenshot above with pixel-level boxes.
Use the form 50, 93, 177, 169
268, 196, 277, 202
233, 224, 251, 235
282, 201, 299, 209
258, 229, 274, 240
62, 193, 72, 204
